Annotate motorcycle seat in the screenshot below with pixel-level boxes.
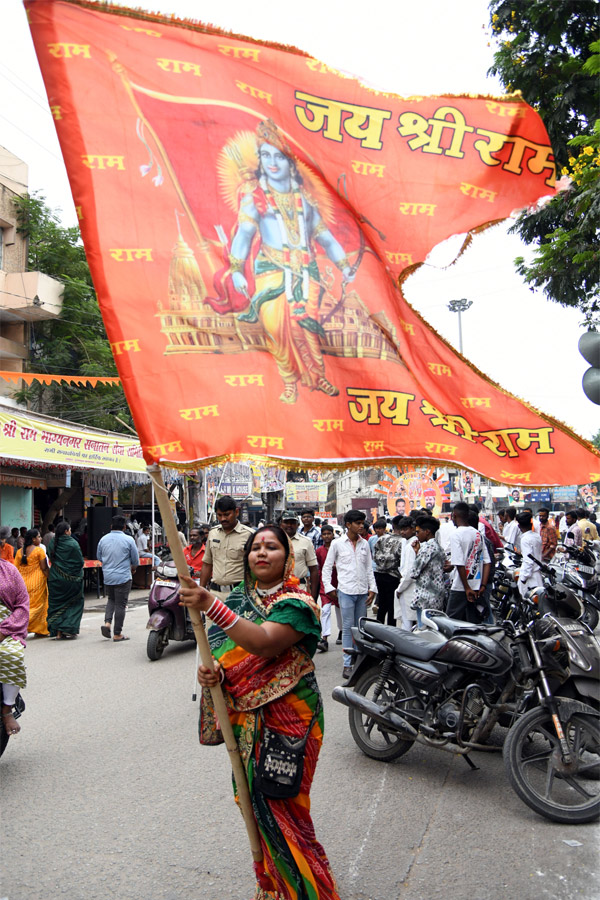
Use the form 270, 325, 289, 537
423, 610, 506, 637
360, 619, 445, 661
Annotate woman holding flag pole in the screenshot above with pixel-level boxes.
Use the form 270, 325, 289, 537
179, 523, 340, 900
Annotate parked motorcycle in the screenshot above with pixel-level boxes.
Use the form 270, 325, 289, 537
333, 610, 600, 824
0, 686, 25, 758
422, 573, 599, 714
491, 546, 522, 621
493, 543, 600, 632
552, 543, 600, 631
146, 562, 196, 660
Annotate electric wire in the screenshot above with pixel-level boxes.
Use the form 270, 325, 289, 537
0, 65, 53, 117
0, 111, 64, 163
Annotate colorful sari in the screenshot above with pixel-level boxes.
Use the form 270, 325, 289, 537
0, 559, 29, 690
47, 536, 85, 637
200, 575, 340, 900
15, 546, 49, 636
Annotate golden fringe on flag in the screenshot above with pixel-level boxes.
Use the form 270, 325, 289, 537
0, 371, 121, 387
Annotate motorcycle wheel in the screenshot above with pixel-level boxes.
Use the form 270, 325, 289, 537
147, 629, 167, 661
580, 604, 599, 632
348, 665, 417, 762
504, 706, 600, 824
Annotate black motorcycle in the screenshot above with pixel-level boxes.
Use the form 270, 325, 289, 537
333, 611, 600, 824
552, 544, 600, 631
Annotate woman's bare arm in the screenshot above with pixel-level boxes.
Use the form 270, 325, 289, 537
179, 577, 304, 658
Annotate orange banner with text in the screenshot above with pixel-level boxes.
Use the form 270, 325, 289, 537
26, 0, 599, 484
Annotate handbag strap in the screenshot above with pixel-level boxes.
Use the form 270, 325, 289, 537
259, 695, 322, 750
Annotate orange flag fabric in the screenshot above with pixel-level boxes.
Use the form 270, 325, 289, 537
26, 0, 599, 484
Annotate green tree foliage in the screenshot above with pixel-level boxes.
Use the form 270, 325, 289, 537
592, 429, 600, 452
12, 193, 134, 433
488, 1, 599, 327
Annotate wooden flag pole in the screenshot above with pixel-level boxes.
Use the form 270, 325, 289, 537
147, 464, 263, 864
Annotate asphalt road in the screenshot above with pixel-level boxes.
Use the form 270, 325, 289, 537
2, 602, 599, 900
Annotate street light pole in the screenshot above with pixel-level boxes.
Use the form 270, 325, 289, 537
448, 298, 473, 355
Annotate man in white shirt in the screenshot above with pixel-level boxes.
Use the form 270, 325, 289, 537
563, 510, 583, 549
395, 517, 417, 630
501, 507, 520, 550
323, 509, 376, 679
516, 512, 544, 598
135, 525, 159, 566
436, 515, 455, 558
447, 502, 491, 623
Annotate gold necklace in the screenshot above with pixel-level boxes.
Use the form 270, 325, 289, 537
271, 189, 301, 245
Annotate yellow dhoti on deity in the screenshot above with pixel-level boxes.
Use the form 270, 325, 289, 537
238, 247, 338, 402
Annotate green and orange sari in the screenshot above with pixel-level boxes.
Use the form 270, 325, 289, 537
200, 575, 340, 900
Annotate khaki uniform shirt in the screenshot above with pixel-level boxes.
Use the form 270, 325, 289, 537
290, 532, 318, 580
203, 521, 254, 586
579, 518, 599, 543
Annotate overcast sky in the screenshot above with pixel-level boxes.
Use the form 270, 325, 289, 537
1, 0, 597, 443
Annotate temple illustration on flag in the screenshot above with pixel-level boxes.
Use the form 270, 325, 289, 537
158, 232, 403, 364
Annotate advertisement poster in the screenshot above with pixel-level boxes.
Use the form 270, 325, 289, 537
285, 481, 328, 504
376, 466, 449, 517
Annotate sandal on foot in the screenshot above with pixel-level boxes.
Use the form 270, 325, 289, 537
279, 383, 298, 404
113, 635, 130, 642
101, 625, 112, 639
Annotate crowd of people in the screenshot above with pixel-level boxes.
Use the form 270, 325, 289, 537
175, 496, 589, 900
262, 502, 596, 681
1, 493, 596, 899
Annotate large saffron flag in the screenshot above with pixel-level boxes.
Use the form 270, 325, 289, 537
27, 0, 599, 484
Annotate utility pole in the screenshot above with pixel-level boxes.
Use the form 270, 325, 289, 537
447, 298, 473, 355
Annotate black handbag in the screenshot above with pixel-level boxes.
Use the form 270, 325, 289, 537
254, 698, 322, 799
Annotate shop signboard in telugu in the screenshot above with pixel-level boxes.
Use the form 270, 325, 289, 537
0, 409, 146, 474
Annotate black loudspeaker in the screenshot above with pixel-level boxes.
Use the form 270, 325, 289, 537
88, 507, 114, 559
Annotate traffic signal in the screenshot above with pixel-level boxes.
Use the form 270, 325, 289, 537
579, 331, 600, 405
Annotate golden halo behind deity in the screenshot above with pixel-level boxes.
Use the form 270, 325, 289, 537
217, 130, 334, 225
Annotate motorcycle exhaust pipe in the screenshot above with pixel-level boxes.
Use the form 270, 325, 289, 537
332, 687, 418, 738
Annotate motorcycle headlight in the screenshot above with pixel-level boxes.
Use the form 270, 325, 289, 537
533, 619, 570, 683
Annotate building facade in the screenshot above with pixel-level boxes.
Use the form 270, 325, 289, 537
0, 145, 63, 402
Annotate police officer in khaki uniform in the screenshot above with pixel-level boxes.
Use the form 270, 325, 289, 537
280, 511, 320, 601
199, 496, 254, 598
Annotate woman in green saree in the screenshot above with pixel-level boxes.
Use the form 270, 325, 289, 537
179, 524, 340, 900
47, 522, 85, 640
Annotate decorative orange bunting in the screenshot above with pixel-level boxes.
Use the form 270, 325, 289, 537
26, 0, 599, 484
0, 371, 121, 387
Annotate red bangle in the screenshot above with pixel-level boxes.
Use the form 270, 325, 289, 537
207, 597, 239, 631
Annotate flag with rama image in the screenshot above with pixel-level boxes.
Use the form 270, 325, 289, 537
26, 0, 600, 484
